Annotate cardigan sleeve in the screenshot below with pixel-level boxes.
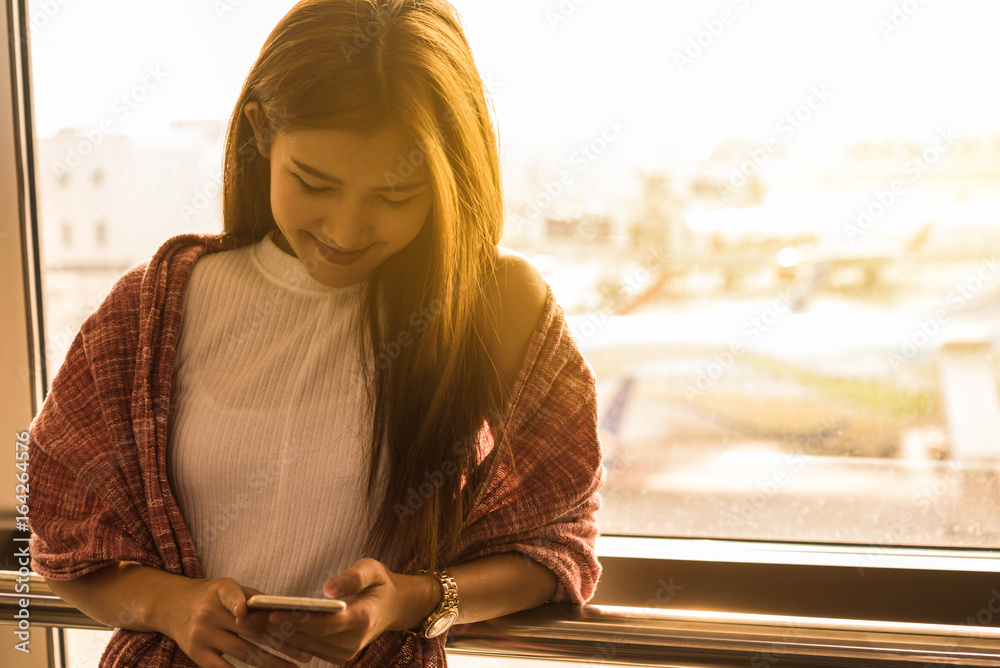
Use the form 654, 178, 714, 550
349, 296, 605, 667
455, 288, 606, 604
28, 265, 162, 580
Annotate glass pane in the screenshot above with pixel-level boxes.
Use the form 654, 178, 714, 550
62, 629, 112, 668
487, 1, 1000, 550
28, 0, 1000, 587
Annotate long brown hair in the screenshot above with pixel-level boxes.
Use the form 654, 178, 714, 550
220, 0, 507, 571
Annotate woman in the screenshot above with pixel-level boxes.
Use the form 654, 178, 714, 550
27, 1, 604, 666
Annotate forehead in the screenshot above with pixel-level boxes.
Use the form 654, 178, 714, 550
278, 124, 429, 187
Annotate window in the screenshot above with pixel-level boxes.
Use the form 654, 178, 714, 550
9, 0, 1000, 666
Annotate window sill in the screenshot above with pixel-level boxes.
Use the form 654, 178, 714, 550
448, 603, 1000, 667
4, 569, 1000, 666
591, 535, 1000, 627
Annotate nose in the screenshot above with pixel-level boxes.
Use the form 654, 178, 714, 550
318, 199, 371, 251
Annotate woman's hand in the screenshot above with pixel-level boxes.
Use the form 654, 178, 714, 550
162, 575, 315, 668
233, 558, 439, 665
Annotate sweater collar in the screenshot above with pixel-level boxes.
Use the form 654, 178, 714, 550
253, 229, 369, 296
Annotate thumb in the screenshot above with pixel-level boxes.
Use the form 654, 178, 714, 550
215, 580, 251, 619
325, 558, 383, 599
233, 586, 267, 619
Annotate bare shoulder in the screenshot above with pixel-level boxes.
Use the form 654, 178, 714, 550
482, 247, 549, 394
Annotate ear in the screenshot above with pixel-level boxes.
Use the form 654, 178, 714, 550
243, 101, 272, 159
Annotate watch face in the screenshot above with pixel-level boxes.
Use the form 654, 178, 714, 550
425, 610, 460, 638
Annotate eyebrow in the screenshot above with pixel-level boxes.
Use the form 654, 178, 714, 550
291, 157, 428, 193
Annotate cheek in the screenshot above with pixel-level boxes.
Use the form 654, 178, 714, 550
270, 178, 316, 225
401, 207, 431, 243
380, 206, 431, 245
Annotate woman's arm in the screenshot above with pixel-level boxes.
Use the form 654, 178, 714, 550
44, 561, 171, 632
392, 552, 557, 631
45, 562, 313, 668
237, 553, 558, 665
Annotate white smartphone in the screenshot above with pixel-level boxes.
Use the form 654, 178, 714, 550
246, 595, 347, 613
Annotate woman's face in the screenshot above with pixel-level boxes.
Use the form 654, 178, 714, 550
245, 104, 434, 288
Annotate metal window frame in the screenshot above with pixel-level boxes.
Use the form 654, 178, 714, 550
3, 0, 53, 665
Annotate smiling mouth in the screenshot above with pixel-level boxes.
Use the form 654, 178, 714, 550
313, 235, 371, 257
310, 234, 372, 265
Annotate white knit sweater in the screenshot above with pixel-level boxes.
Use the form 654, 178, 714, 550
167, 229, 375, 667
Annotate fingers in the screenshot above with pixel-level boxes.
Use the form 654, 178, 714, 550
212, 581, 313, 664
229, 600, 314, 663
231, 619, 314, 665
213, 632, 305, 668
259, 605, 350, 638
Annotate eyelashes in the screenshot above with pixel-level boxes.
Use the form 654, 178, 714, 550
292, 172, 416, 208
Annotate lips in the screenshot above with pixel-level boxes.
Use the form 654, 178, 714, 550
310, 234, 370, 266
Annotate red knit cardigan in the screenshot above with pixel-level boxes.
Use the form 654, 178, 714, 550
27, 232, 605, 667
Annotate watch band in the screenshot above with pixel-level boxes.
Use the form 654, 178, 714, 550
405, 568, 460, 638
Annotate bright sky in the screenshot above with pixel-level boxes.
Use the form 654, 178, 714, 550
27, 0, 1000, 150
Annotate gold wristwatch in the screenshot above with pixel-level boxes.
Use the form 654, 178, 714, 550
408, 569, 459, 638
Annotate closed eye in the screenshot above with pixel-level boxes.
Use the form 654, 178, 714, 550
293, 170, 419, 206
380, 195, 417, 209
292, 172, 331, 193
